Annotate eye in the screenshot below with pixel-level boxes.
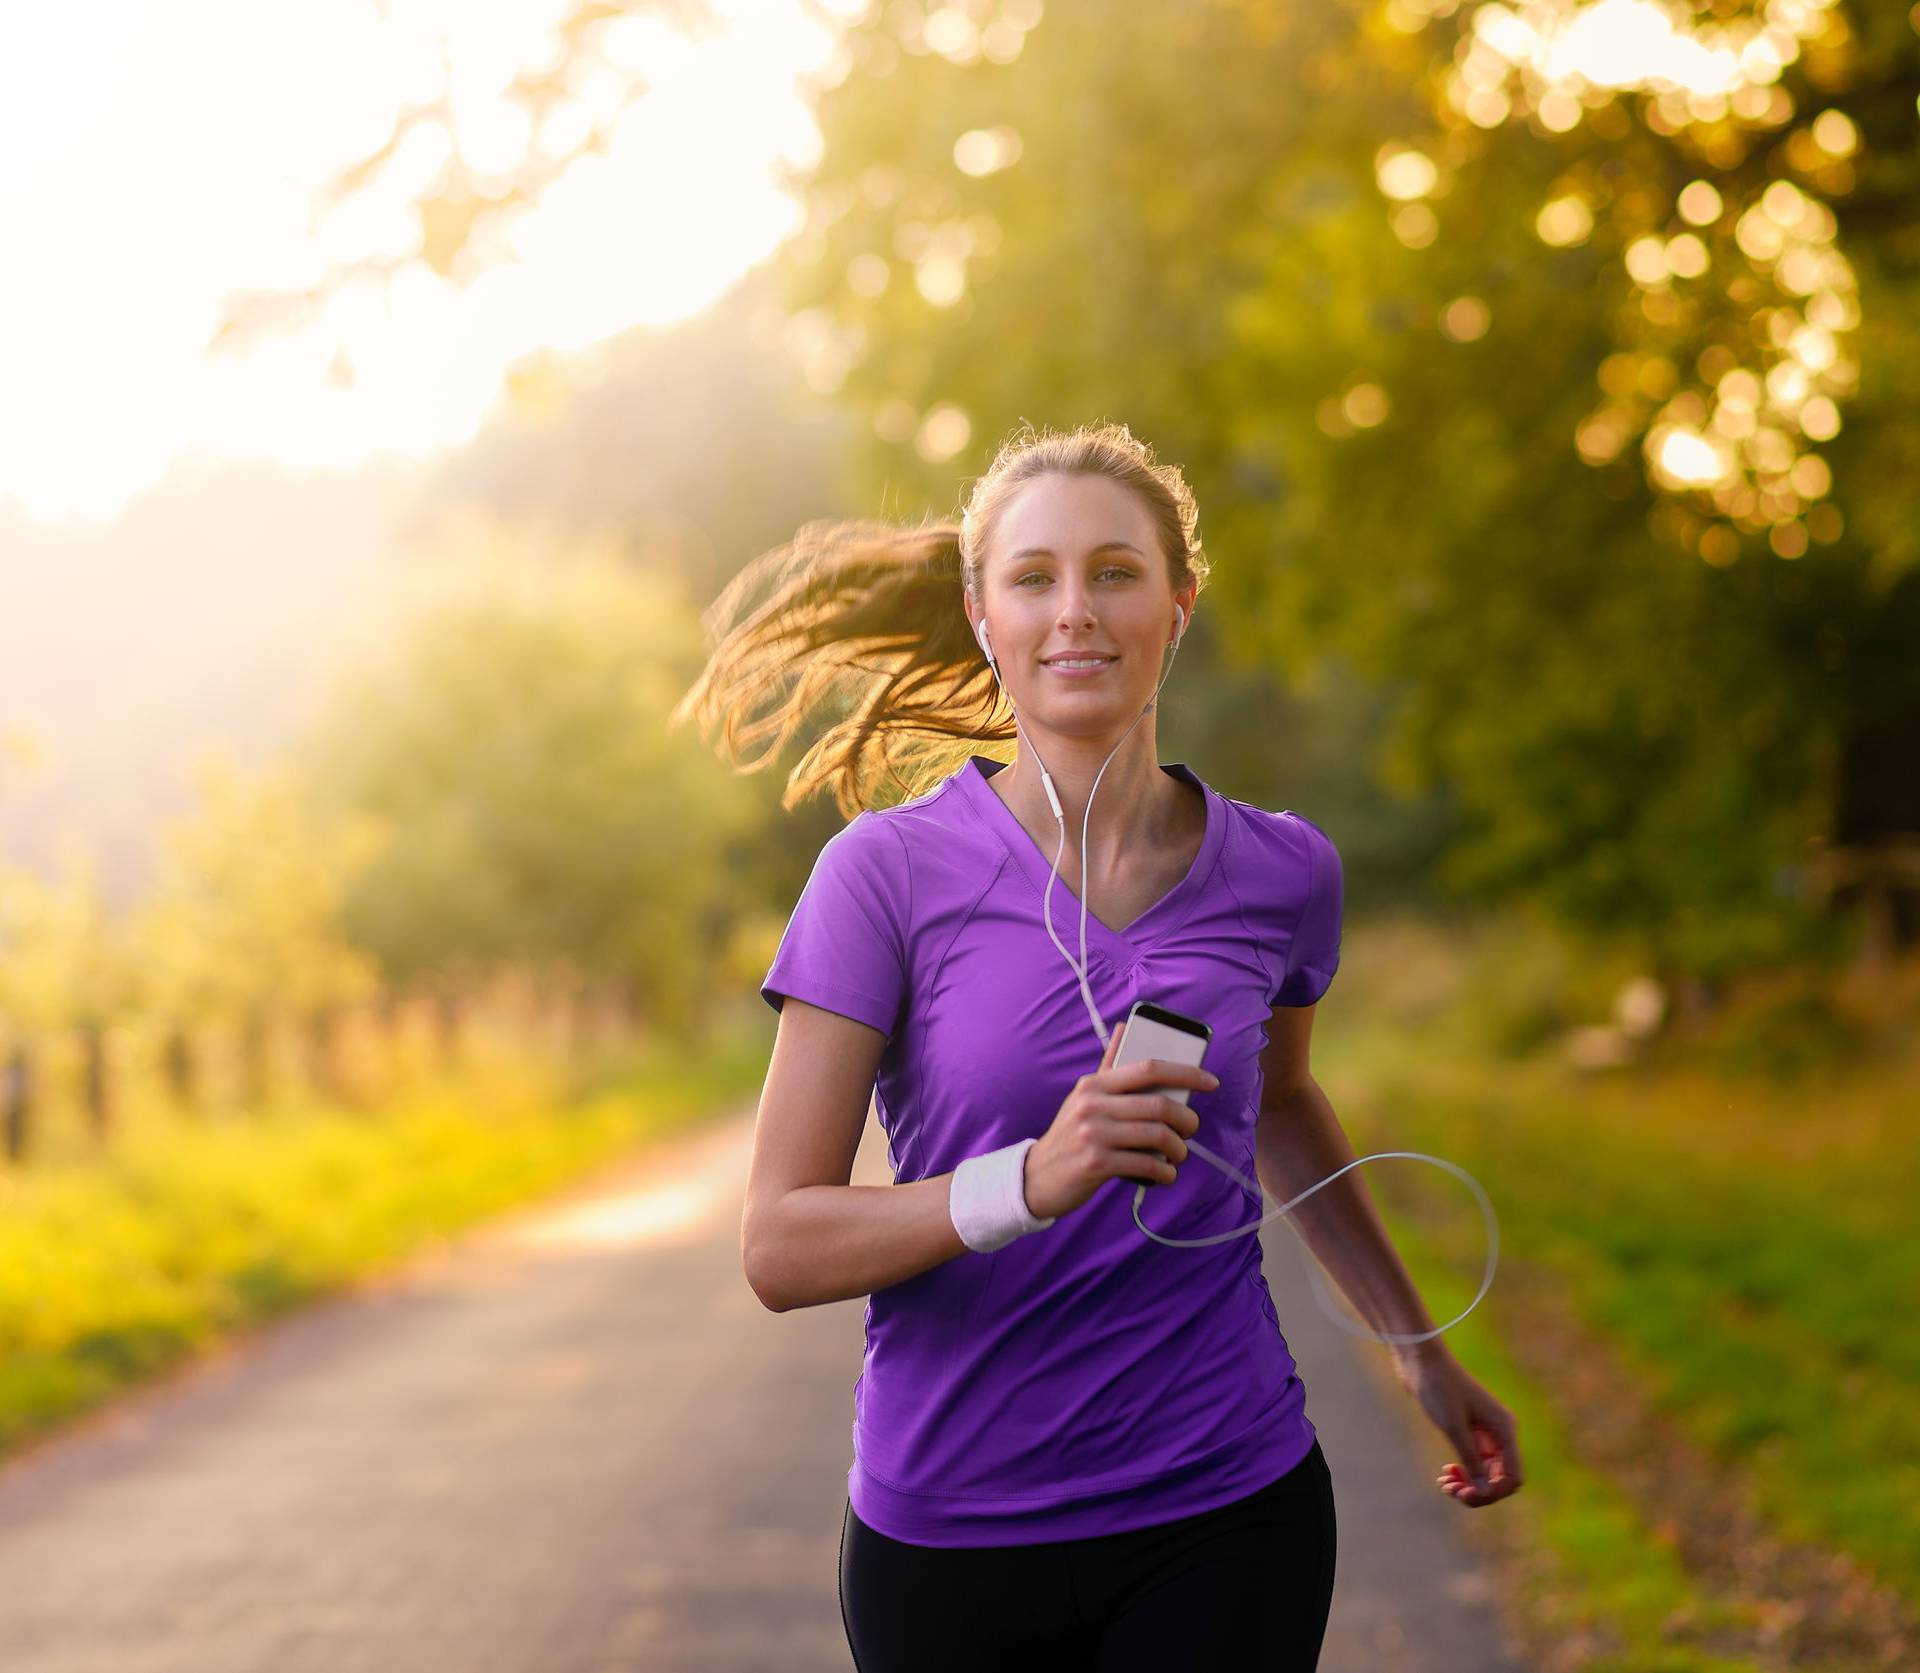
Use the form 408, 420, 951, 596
1014, 566, 1135, 586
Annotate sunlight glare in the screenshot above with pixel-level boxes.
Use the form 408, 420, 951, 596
0, 0, 845, 525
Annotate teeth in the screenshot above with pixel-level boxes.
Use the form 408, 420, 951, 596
1049, 658, 1112, 667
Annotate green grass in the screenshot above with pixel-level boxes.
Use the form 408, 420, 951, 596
9, 915, 1915, 1669
1355, 1052, 1920, 1599
1385, 1213, 1816, 1672
0, 1009, 771, 1459
1310, 920, 1920, 1667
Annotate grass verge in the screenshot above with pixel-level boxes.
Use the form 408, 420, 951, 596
1312, 922, 1918, 1670
0, 1010, 771, 1463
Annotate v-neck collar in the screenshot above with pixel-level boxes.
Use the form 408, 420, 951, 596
957, 753, 1224, 958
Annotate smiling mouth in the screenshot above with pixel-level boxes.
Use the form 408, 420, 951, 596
1043, 655, 1119, 669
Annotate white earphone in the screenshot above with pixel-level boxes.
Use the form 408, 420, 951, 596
970, 586, 1497, 1348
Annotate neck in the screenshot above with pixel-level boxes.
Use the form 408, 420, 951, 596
992, 723, 1174, 867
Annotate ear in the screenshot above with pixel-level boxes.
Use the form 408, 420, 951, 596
966, 592, 995, 648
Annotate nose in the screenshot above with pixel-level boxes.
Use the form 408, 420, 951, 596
1057, 585, 1096, 629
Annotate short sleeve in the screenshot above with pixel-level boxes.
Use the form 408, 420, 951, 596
760, 812, 911, 1038
1273, 813, 1343, 1007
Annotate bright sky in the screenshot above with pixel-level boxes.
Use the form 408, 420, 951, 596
0, 0, 859, 526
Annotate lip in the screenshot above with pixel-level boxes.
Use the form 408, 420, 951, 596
1042, 654, 1119, 678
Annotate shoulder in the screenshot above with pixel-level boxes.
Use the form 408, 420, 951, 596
1216, 799, 1344, 968
840, 770, 981, 874
812, 773, 1024, 942
1218, 794, 1340, 882
810, 807, 913, 894
1280, 810, 1340, 882
1217, 798, 1343, 1005
806, 773, 983, 901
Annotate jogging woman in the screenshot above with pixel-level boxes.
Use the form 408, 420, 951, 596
676, 420, 1523, 1670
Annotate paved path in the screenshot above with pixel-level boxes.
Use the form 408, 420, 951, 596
0, 1101, 1531, 1670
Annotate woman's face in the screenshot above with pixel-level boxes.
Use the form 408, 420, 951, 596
969, 473, 1192, 738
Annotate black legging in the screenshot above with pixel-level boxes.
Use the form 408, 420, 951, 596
838, 1437, 1337, 1671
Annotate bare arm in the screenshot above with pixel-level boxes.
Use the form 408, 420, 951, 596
1259, 1002, 1526, 1506
1255, 1002, 1443, 1365
741, 996, 970, 1313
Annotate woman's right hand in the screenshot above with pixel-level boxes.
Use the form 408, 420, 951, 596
1023, 1020, 1218, 1222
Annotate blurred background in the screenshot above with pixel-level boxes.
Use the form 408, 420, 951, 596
1, 0, 1916, 1666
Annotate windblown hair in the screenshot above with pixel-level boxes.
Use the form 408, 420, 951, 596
670, 419, 1211, 819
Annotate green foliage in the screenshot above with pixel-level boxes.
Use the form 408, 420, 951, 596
0, 849, 126, 1035
0, 741, 392, 1051
1342, 1034, 1920, 1607
1376, 1218, 1756, 1672
129, 751, 386, 1016
1703, 985, 1870, 1082
1177, 904, 1904, 1657
0, 1009, 770, 1459
291, 517, 769, 1031
768, 0, 1915, 977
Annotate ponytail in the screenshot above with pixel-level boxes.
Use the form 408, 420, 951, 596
672, 419, 1209, 817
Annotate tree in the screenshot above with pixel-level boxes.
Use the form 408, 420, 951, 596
238, 0, 1920, 978
763, 0, 1916, 977
291, 514, 767, 1031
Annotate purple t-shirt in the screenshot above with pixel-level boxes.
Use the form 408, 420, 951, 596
760, 753, 1342, 1546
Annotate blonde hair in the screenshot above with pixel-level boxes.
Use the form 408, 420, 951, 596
671, 419, 1211, 819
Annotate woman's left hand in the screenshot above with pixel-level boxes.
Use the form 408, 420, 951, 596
1393, 1345, 1524, 1508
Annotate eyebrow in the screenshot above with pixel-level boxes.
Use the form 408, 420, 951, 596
1006, 542, 1145, 562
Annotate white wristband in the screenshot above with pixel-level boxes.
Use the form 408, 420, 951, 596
950, 1137, 1058, 1253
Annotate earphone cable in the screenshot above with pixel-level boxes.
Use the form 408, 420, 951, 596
974, 600, 1498, 1345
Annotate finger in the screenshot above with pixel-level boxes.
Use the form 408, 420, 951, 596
1451, 1431, 1492, 1493
1112, 1054, 1215, 1088
1451, 1427, 1516, 1501
1436, 1464, 1497, 1506
1497, 1416, 1525, 1487
1103, 1090, 1200, 1123
1453, 1475, 1514, 1505
1476, 1421, 1510, 1487
1102, 1021, 1126, 1070
1108, 1117, 1190, 1164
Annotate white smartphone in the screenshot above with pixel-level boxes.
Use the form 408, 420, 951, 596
1112, 1000, 1213, 1185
